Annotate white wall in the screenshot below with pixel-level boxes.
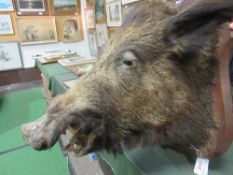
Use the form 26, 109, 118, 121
22, 0, 91, 68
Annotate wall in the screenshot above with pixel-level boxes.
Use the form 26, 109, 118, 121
0, 0, 91, 68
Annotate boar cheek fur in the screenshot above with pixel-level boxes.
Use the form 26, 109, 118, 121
22, 1, 233, 159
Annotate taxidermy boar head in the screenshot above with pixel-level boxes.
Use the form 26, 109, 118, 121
21, 0, 233, 159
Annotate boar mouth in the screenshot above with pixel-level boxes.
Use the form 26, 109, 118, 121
21, 109, 101, 155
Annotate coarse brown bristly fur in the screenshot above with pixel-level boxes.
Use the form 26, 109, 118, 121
22, 0, 233, 159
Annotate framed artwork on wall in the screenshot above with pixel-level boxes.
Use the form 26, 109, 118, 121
16, 17, 58, 45
106, 0, 122, 27
85, 6, 95, 29
108, 27, 118, 37
0, 42, 23, 71
176, 0, 183, 4
0, 0, 14, 11
96, 24, 108, 48
51, 0, 80, 15
95, 0, 106, 23
0, 15, 14, 35
56, 16, 83, 43
87, 30, 98, 56
122, 0, 140, 5
14, 0, 48, 15
86, 0, 94, 6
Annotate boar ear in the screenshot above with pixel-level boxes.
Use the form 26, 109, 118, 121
164, 1, 233, 41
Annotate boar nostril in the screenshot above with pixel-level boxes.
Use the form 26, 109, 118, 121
38, 141, 48, 150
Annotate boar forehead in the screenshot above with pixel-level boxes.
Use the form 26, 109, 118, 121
98, 3, 174, 66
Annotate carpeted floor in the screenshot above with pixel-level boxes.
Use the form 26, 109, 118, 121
0, 88, 68, 175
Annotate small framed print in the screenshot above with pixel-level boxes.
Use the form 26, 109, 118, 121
0, 15, 14, 35
85, 6, 95, 29
56, 16, 83, 43
176, 0, 183, 4
51, 0, 80, 15
96, 24, 108, 48
16, 17, 58, 45
106, 0, 122, 27
122, 0, 140, 5
88, 30, 98, 56
86, 0, 94, 6
0, 42, 23, 71
108, 27, 118, 37
15, 0, 48, 15
0, 0, 14, 11
95, 0, 106, 23
106, 0, 115, 3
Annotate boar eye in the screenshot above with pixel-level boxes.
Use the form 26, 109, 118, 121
123, 60, 133, 66
121, 51, 137, 68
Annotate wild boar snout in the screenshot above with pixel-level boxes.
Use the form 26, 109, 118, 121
21, 114, 66, 150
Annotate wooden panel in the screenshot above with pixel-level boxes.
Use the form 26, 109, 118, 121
0, 68, 41, 85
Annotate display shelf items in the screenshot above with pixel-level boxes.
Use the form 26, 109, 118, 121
56, 16, 83, 42
106, 0, 122, 27
16, 17, 58, 45
0, 14, 14, 35
0, 42, 23, 71
15, 0, 48, 16
0, 0, 14, 11
51, 0, 80, 15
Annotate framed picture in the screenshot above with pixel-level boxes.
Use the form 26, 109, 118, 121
15, 0, 48, 15
56, 16, 83, 43
0, 15, 14, 35
51, 0, 80, 15
0, 42, 23, 71
95, 0, 106, 23
106, 0, 115, 3
176, 0, 183, 4
108, 27, 118, 37
85, 6, 95, 29
122, 0, 140, 5
106, 0, 122, 27
96, 24, 108, 48
0, 0, 14, 11
86, 0, 94, 6
87, 30, 98, 56
16, 17, 58, 45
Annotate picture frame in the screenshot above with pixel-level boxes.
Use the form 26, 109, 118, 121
0, 14, 14, 35
108, 27, 118, 37
56, 16, 83, 43
106, 0, 122, 27
96, 24, 108, 48
16, 17, 58, 45
122, 0, 140, 5
14, 0, 48, 15
85, 6, 95, 29
176, 0, 183, 4
0, 0, 14, 11
106, 0, 115, 3
95, 0, 106, 23
86, 0, 94, 6
51, 0, 80, 15
0, 42, 23, 71
87, 30, 98, 56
